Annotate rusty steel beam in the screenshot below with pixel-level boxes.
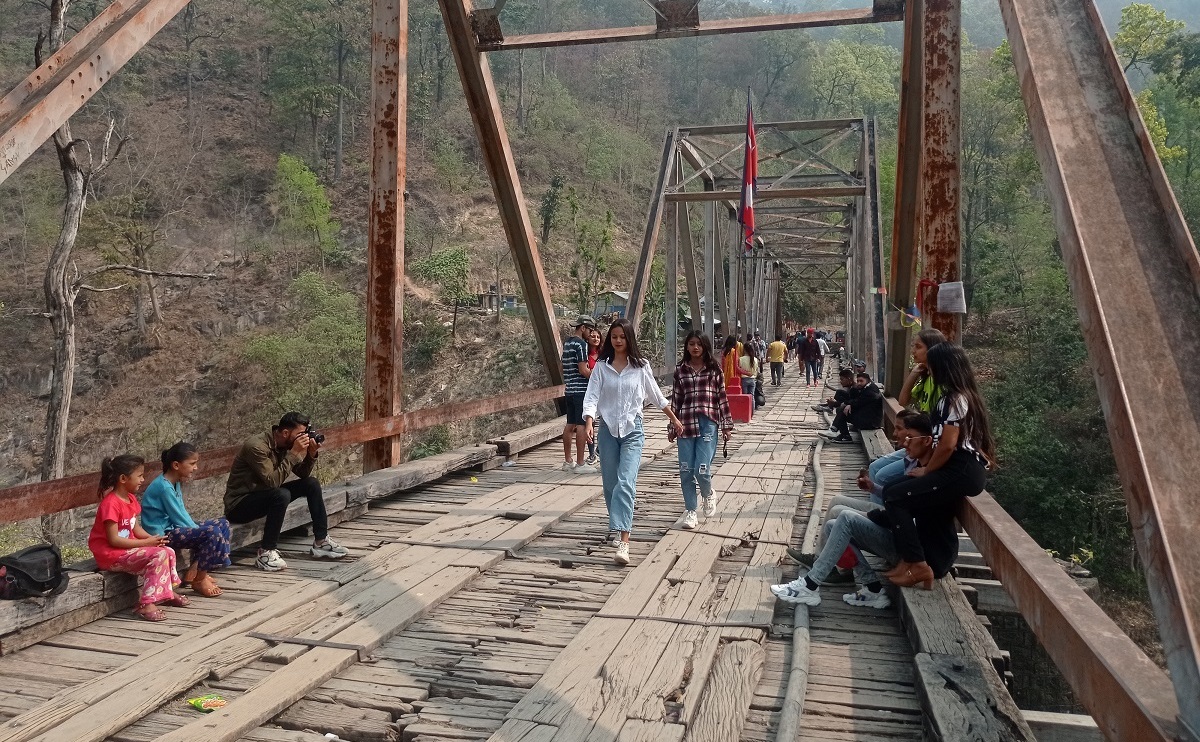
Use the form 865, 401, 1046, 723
960, 494, 1180, 742
475, 8, 902, 51
440, 0, 563, 383
0, 0, 189, 185
883, 0, 924, 398
363, 0, 408, 472
1001, 0, 1200, 737
0, 384, 565, 526
677, 196, 703, 329
628, 129, 679, 324
664, 186, 863, 202
918, 0, 962, 342
682, 118, 861, 137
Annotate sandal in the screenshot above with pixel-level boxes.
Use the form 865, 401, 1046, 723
134, 605, 167, 622
163, 594, 191, 608
191, 578, 222, 597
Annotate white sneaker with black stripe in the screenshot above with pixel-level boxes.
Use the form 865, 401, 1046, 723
311, 537, 349, 559
842, 587, 891, 609
255, 549, 287, 572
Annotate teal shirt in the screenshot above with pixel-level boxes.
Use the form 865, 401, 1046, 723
140, 474, 200, 535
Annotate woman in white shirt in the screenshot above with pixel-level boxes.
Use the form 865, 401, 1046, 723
738, 344, 759, 397
583, 318, 683, 566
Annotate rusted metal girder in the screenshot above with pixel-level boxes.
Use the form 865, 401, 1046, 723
865, 118, 887, 384
439, 0, 563, 383
664, 186, 864, 202
474, 8, 902, 51
628, 129, 679, 324
918, 0, 962, 342
883, 0, 924, 398
677, 194, 703, 330
0, 0, 189, 185
363, 0, 408, 472
0, 384, 565, 526
1000, 0, 1200, 738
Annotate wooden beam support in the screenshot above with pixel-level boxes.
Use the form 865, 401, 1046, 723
439, 0, 562, 383
476, 8, 902, 51
363, 0, 408, 471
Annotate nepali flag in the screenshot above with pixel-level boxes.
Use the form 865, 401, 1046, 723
737, 89, 758, 254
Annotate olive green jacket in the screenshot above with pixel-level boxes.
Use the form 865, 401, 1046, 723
223, 432, 317, 512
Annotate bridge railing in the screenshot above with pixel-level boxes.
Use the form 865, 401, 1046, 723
884, 399, 1180, 742
0, 384, 564, 527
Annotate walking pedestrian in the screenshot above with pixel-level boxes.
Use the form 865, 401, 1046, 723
799, 329, 821, 386
561, 316, 598, 474
738, 342, 759, 399
671, 331, 733, 530
583, 319, 684, 566
767, 333, 787, 386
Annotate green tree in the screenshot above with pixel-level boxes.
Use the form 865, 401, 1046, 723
245, 272, 366, 424
268, 154, 344, 268
412, 247, 473, 336
1114, 2, 1185, 74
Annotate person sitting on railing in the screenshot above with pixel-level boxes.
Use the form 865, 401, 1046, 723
224, 412, 349, 572
818, 372, 884, 444
141, 442, 231, 598
876, 343, 995, 589
811, 368, 854, 414
771, 413, 938, 610
868, 329, 948, 490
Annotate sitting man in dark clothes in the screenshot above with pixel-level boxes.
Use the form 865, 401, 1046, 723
224, 412, 349, 572
819, 372, 884, 444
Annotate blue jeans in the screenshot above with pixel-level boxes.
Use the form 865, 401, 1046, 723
677, 416, 718, 510
809, 510, 898, 586
868, 448, 908, 501
804, 360, 819, 384
597, 420, 645, 534
741, 378, 756, 395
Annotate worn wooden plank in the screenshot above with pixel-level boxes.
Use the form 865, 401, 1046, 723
1020, 710, 1103, 742
488, 418, 566, 457
914, 652, 1035, 742
683, 640, 765, 742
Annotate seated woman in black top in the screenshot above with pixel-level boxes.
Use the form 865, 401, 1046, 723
873, 343, 995, 589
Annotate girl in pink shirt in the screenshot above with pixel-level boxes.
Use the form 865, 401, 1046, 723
87, 454, 186, 621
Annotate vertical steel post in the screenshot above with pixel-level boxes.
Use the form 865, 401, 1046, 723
867, 118, 887, 383
704, 202, 716, 340
920, 0, 962, 342
716, 215, 731, 338
884, 0, 925, 397
439, 0, 563, 383
629, 129, 679, 324
363, 0, 408, 471
666, 200, 679, 369
678, 198, 703, 330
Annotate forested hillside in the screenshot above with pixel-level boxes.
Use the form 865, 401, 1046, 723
0, 0, 1196, 654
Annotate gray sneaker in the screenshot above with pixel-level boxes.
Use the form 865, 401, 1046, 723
311, 537, 349, 559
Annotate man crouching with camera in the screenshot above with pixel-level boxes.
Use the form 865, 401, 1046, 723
224, 411, 349, 571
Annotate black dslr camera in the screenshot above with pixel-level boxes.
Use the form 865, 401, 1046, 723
304, 425, 325, 444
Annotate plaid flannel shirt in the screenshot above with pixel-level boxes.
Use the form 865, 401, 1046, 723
671, 362, 734, 438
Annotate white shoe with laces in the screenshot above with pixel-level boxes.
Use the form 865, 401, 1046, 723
702, 492, 717, 518
771, 578, 821, 606
574, 463, 599, 474
681, 510, 698, 530
311, 537, 349, 559
614, 541, 630, 566
255, 549, 287, 572
843, 587, 891, 609
560, 461, 576, 472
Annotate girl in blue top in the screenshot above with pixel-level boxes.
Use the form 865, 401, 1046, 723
141, 442, 231, 597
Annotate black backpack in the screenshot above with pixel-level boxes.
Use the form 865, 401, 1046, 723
0, 544, 69, 600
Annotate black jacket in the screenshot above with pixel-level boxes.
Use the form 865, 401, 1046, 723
848, 384, 884, 431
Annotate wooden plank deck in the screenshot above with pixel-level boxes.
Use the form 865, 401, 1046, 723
0, 370, 931, 742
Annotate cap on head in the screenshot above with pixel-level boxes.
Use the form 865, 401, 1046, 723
575, 315, 597, 329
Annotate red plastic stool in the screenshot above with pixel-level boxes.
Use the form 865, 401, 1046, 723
728, 393, 753, 423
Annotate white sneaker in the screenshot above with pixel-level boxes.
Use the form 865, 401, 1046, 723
702, 493, 717, 518
817, 430, 839, 440
771, 578, 821, 606
585, 453, 600, 466
560, 461, 575, 472
311, 537, 349, 559
255, 549, 287, 572
843, 587, 891, 610
681, 510, 698, 529
574, 463, 598, 474
606, 530, 621, 547
614, 541, 630, 566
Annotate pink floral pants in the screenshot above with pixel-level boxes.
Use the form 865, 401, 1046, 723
110, 546, 181, 605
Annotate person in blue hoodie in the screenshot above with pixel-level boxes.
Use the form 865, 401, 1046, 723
141, 442, 231, 597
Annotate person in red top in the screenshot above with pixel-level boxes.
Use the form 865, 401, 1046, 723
88, 454, 186, 621
581, 325, 603, 466
671, 331, 734, 530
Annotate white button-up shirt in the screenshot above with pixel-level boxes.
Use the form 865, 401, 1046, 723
581, 359, 669, 438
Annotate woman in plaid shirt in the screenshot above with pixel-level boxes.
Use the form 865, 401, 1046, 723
672, 331, 735, 530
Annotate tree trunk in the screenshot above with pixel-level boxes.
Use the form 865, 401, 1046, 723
334, 36, 345, 182
516, 48, 525, 129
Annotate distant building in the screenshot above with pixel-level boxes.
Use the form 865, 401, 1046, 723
593, 290, 630, 319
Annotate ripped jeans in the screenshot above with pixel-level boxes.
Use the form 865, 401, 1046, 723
677, 415, 719, 511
